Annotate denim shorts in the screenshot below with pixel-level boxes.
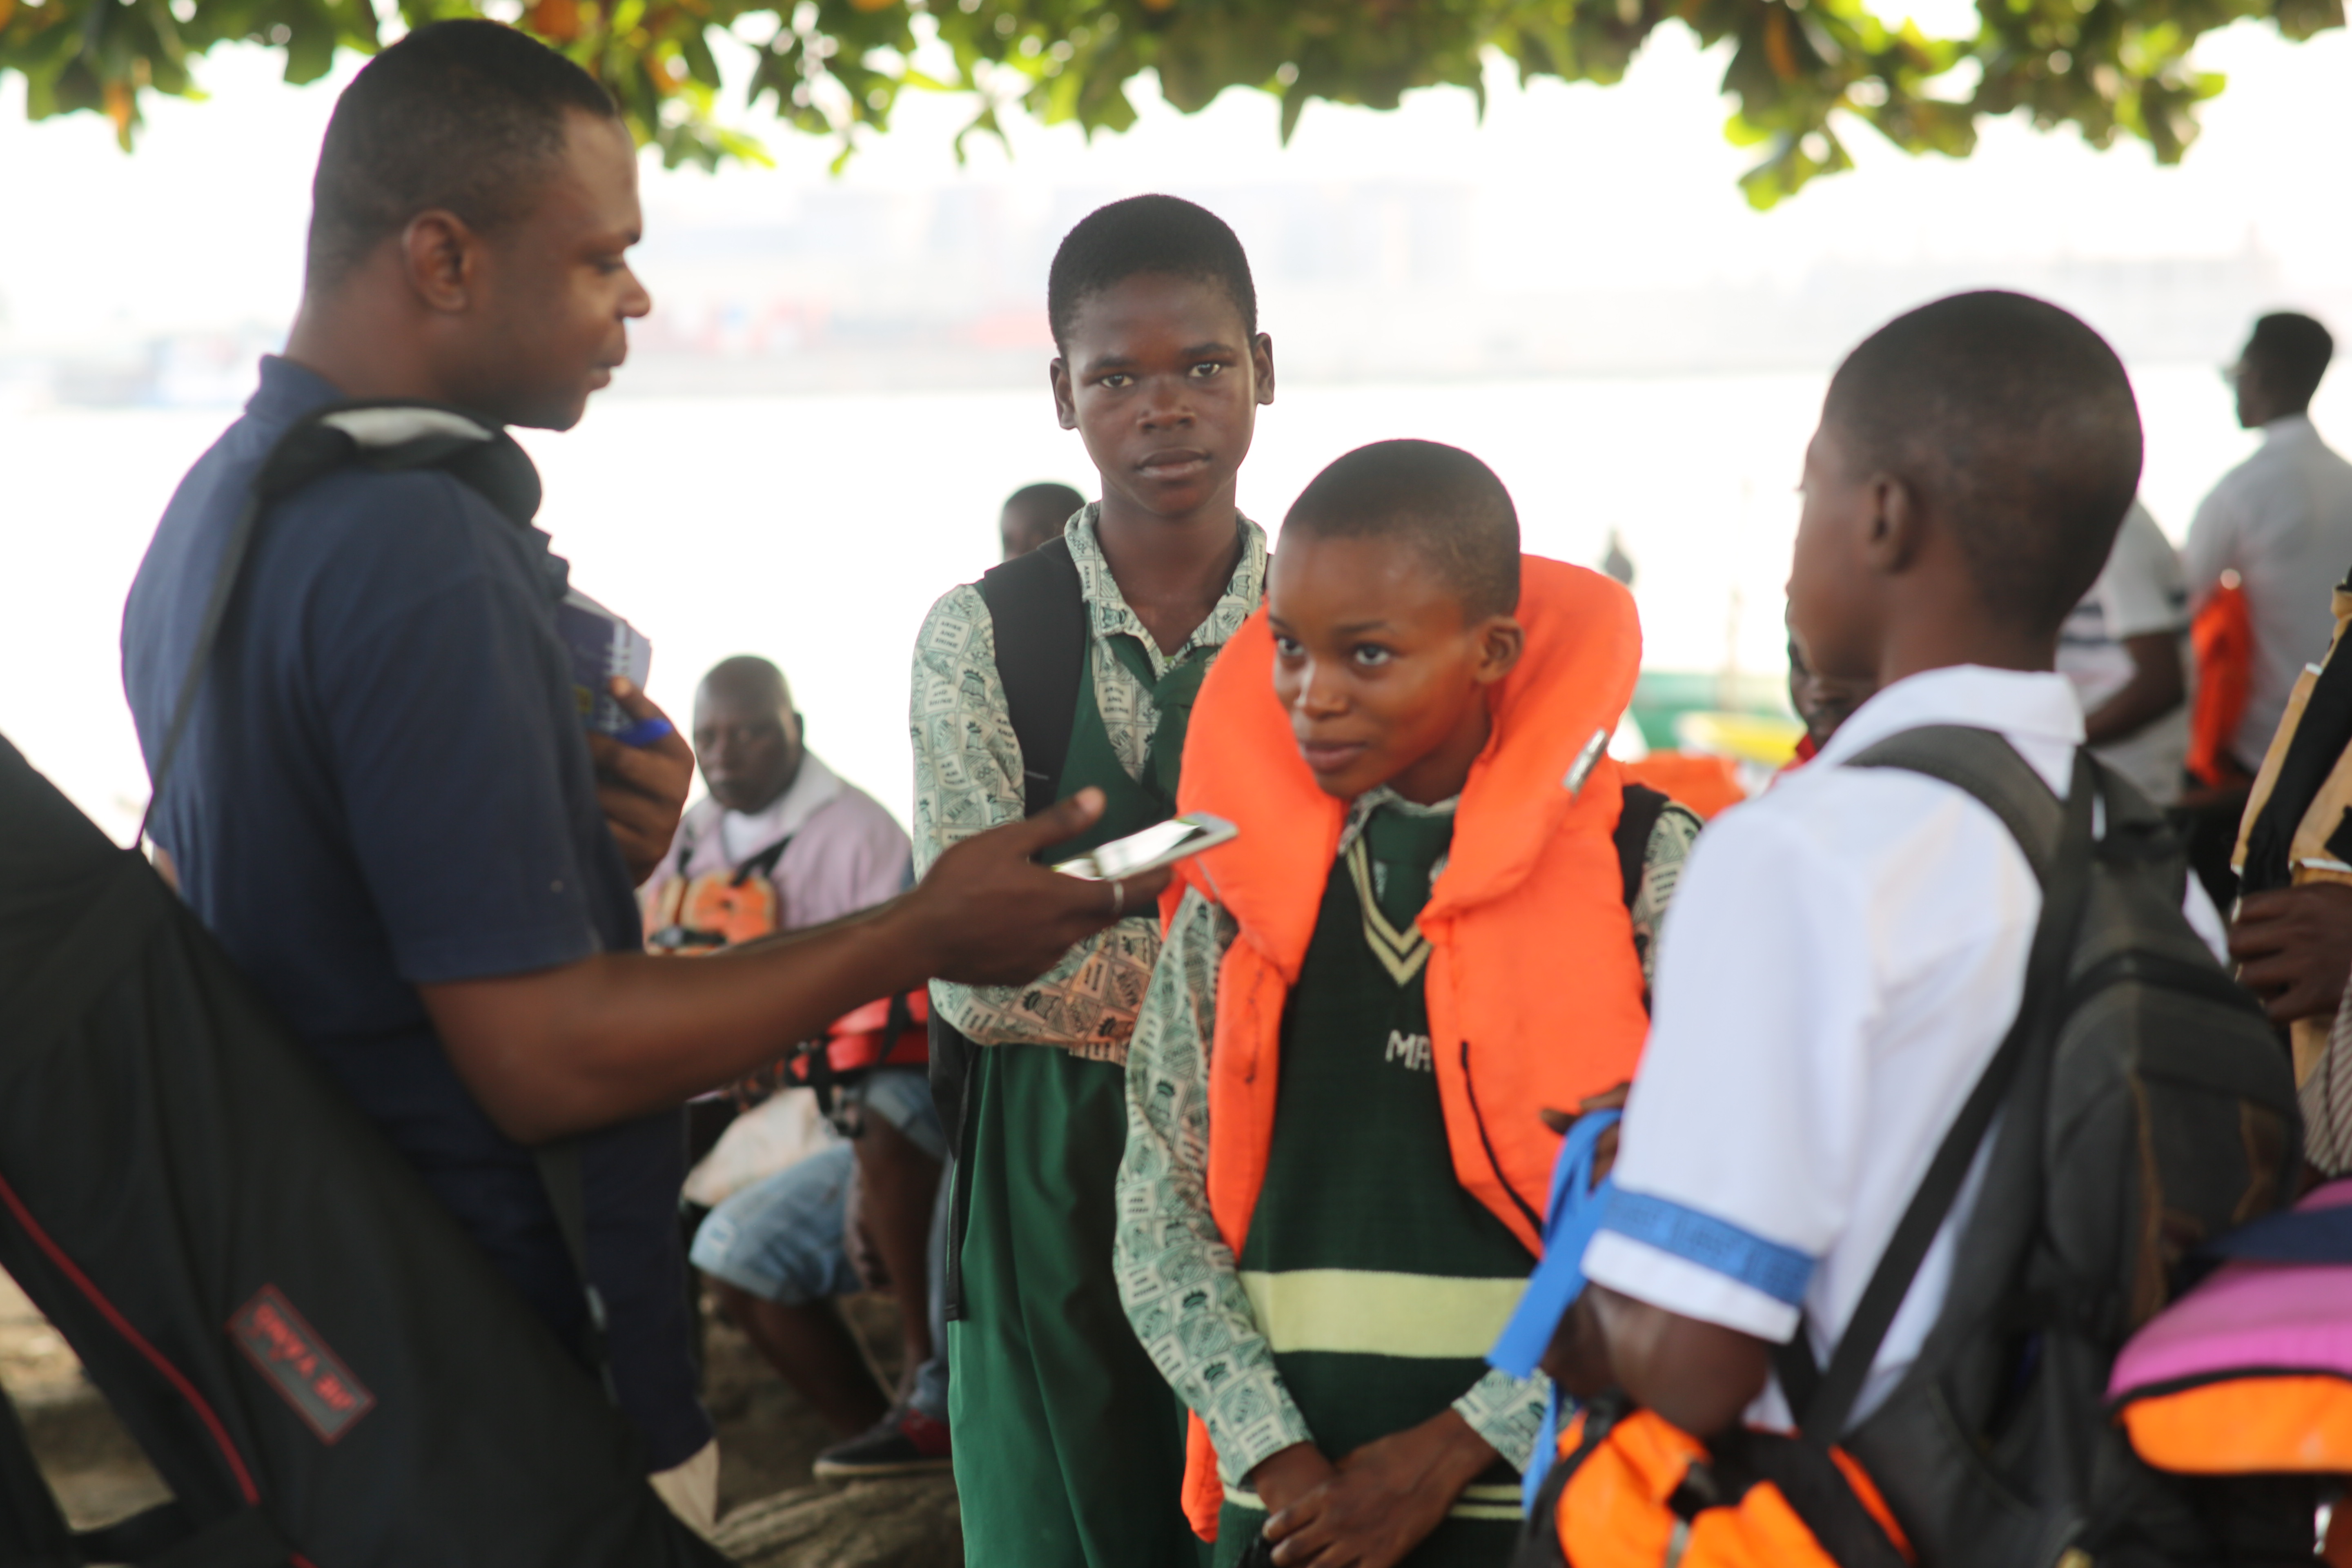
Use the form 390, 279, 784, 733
689, 1067, 944, 1305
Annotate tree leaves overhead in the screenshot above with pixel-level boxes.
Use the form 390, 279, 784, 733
0, 0, 2336, 204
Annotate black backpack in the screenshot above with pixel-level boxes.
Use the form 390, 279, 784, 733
1774, 727, 2309, 1567
0, 403, 729, 1566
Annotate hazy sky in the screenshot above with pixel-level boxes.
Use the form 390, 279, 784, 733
4, 13, 2350, 344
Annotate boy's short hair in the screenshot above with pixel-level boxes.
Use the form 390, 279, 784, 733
1823, 290, 2142, 634
1005, 481, 1086, 519
1282, 440, 1521, 620
2246, 312, 2334, 408
1047, 196, 1257, 353
308, 20, 619, 288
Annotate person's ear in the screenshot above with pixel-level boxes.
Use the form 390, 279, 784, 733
1862, 472, 1924, 577
1049, 359, 1078, 431
790, 710, 806, 747
401, 209, 481, 314
1473, 615, 1526, 686
1252, 332, 1277, 407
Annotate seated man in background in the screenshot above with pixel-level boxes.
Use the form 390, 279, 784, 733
691, 1070, 953, 1479
641, 655, 907, 947
2056, 498, 2190, 806
999, 480, 1086, 560
646, 654, 952, 1476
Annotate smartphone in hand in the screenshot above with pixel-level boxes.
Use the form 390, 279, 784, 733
1054, 813, 1238, 881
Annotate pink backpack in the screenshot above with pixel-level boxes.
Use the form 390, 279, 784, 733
2108, 1178, 2352, 1481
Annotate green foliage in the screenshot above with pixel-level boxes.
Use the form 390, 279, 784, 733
0, 0, 2336, 203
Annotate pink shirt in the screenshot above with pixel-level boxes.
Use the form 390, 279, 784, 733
642, 750, 910, 935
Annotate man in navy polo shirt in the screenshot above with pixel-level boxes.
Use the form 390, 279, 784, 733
121, 21, 1149, 1531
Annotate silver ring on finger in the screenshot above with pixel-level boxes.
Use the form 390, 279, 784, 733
1109, 878, 1126, 919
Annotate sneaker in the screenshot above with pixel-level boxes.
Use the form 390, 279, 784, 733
811, 1406, 953, 1480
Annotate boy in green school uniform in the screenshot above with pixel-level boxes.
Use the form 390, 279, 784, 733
908, 194, 1276, 1568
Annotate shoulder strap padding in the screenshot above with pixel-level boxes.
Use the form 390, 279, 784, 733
976, 538, 1087, 820
1613, 782, 1669, 910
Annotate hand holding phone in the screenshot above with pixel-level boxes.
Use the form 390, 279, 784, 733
1053, 813, 1238, 881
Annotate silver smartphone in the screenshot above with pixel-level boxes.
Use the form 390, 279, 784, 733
1054, 812, 1239, 881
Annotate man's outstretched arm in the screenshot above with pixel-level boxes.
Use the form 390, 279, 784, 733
423, 787, 1162, 1144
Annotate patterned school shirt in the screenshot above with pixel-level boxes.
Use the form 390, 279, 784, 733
1113, 786, 1702, 1477
909, 505, 1271, 1064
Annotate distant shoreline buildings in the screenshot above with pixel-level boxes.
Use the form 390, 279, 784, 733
0, 180, 2320, 408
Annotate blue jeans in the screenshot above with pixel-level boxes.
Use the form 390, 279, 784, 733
690, 1067, 950, 1421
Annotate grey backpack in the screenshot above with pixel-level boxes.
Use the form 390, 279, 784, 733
1774, 726, 2308, 1568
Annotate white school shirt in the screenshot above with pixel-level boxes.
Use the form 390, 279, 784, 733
2057, 501, 2191, 806
1581, 666, 2225, 1431
2183, 414, 2352, 769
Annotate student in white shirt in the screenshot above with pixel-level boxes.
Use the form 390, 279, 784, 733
2183, 312, 2352, 773
1543, 291, 2225, 1447
2057, 499, 2190, 805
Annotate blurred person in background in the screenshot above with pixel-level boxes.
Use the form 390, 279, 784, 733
641, 655, 907, 952
1784, 633, 1877, 767
2056, 499, 2190, 805
649, 653, 951, 1477
2180, 313, 2352, 905
2184, 314, 2352, 777
1000, 481, 1087, 560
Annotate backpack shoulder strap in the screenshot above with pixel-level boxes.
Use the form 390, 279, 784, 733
1784, 733, 2100, 1443
1612, 782, 1670, 910
140, 401, 532, 843
1844, 724, 2065, 881
975, 537, 1087, 819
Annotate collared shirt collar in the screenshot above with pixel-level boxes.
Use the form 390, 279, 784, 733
715, 749, 844, 854
1064, 503, 1270, 677
1336, 784, 1459, 860
2262, 412, 2318, 446
1814, 664, 2085, 771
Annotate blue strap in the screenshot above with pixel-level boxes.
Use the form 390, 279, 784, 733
2201, 1203, 2352, 1265
1486, 1109, 1620, 1512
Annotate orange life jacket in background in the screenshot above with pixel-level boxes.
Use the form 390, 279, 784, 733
1621, 750, 1746, 820
1165, 555, 1654, 1536
792, 991, 931, 1082
1525, 1399, 1913, 1568
2188, 578, 2254, 786
641, 869, 779, 952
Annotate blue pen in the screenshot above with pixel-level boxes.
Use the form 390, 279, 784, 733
615, 716, 675, 748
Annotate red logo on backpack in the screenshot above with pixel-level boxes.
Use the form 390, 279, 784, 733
229, 1285, 375, 1443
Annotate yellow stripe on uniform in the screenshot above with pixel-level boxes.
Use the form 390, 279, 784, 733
1238, 1269, 1528, 1359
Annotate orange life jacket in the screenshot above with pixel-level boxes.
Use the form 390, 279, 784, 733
640, 867, 780, 952
1529, 1401, 1913, 1568
1165, 554, 1653, 1536
2188, 579, 2254, 786
1622, 750, 1746, 820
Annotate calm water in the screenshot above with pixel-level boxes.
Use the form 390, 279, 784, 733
0, 363, 2298, 842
